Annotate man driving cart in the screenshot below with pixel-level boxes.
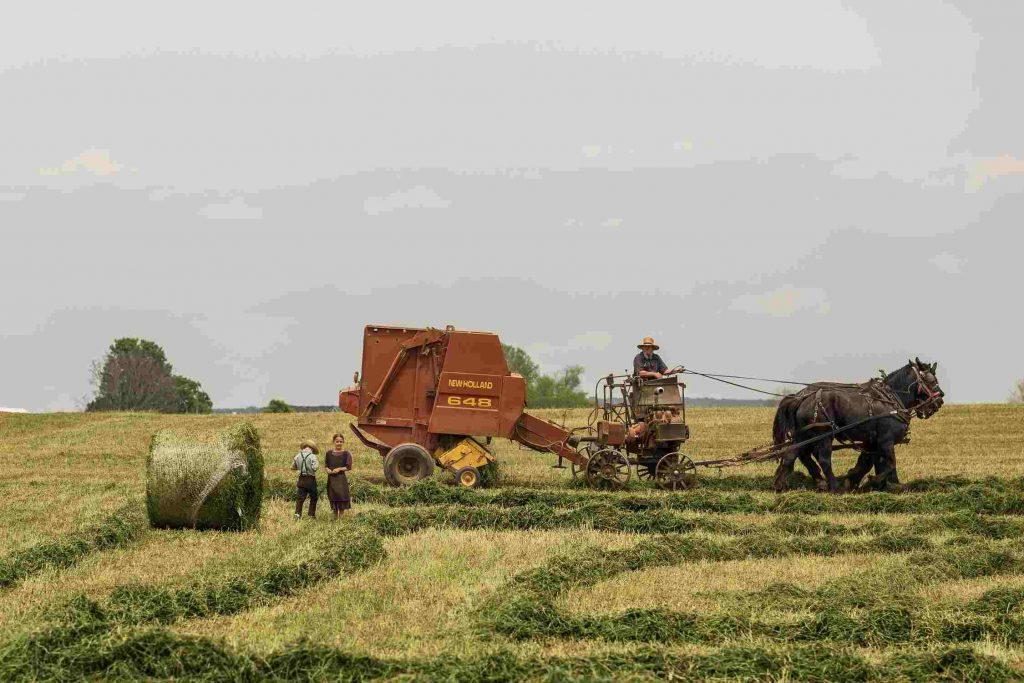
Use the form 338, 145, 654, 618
633, 336, 684, 379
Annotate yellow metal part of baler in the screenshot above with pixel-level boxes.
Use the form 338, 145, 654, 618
435, 437, 494, 471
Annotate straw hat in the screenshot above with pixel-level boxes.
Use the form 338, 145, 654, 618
637, 336, 660, 350
300, 439, 319, 454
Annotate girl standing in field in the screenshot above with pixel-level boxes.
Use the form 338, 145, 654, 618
324, 432, 353, 518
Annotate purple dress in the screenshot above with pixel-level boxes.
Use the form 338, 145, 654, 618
325, 450, 352, 510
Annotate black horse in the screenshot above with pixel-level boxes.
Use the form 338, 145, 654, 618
772, 358, 944, 493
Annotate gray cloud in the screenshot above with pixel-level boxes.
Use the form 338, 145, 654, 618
198, 196, 263, 221
2, 2, 1021, 409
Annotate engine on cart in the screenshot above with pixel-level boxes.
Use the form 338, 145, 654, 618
574, 374, 698, 490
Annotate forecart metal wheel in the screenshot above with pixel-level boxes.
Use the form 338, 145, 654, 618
384, 443, 435, 486
455, 466, 481, 489
585, 448, 631, 490
655, 452, 698, 491
636, 464, 656, 481
571, 444, 595, 481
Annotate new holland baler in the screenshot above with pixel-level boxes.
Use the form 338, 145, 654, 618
338, 325, 581, 487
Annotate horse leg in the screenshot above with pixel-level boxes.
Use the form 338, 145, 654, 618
815, 439, 838, 493
843, 450, 875, 492
797, 451, 827, 491
872, 443, 900, 491
885, 450, 901, 486
773, 448, 802, 493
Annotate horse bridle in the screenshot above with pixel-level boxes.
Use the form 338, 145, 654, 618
908, 364, 943, 418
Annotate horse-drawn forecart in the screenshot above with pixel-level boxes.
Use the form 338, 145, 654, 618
556, 356, 944, 493
338, 325, 945, 492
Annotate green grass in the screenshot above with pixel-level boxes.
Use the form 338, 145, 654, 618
3, 405, 1024, 680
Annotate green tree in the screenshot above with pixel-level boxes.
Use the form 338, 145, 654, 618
502, 344, 589, 408
501, 343, 539, 383
264, 398, 293, 413
108, 338, 171, 372
87, 338, 212, 413
529, 365, 590, 408
173, 375, 213, 414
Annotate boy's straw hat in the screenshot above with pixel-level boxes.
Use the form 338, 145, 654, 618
300, 439, 319, 454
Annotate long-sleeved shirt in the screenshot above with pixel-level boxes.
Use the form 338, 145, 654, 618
292, 451, 319, 476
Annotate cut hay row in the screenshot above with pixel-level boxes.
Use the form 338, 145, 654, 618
477, 531, 936, 637
485, 597, 1024, 648
0, 504, 146, 591
60, 525, 384, 626
146, 423, 264, 531
688, 474, 1024, 494
357, 503, 741, 537
0, 614, 1015, 683
359, 503, 1024, 541
315, 478, 1024, 516
478, 537, 1024, 646
262, 473, 1024, 502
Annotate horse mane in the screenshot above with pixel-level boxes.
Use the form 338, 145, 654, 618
881, 363, 919, 409
884, 363, 914, 389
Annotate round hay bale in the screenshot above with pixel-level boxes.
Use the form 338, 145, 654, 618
146, 423, 264, 531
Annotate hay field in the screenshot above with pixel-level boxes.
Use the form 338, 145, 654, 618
2, 404, 1024, 681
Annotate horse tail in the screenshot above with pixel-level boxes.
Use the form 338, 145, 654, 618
773, 396, 797, 446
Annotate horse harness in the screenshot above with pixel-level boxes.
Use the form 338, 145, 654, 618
793, 379, 912, 444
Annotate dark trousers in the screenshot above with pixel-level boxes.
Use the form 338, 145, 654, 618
295, 475, 317, 517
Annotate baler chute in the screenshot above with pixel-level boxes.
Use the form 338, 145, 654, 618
339, 324, 582, 487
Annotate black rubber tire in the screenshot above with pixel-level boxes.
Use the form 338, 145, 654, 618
454, 466, 481, 489
384, 443, 435, 486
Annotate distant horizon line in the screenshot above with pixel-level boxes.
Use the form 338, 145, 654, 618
4, 399, 1011, 415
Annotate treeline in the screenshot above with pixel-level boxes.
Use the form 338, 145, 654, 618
501, 344, 589, 408
213, 405, 340, 414
83, 336, 785, 414
687, 397, 775, 407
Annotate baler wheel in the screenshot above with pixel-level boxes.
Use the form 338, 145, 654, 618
585, 448, 630, 490
384, 443, 435, 487
455, 466, 481, 489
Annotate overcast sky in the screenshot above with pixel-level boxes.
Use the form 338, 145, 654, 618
2, 1, 1021, 411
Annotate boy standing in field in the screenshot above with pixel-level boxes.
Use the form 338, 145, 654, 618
292, 439, 319, 519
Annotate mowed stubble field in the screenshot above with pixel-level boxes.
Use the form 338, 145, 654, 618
2, 403, 1024, 681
